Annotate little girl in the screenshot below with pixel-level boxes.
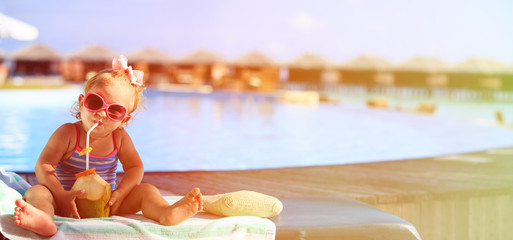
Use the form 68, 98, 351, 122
13, 55, 203, 236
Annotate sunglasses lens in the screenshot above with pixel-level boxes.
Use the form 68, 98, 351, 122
84, 94, 103, 110
107, 105, 127, 121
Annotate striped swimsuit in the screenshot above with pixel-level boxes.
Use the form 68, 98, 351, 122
56, 123, 118, 191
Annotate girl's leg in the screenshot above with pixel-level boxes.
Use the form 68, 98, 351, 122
115, 183, 203, 226
14, 185, 57, 236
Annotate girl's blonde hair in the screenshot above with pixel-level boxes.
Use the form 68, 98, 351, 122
71, 69, 145, 126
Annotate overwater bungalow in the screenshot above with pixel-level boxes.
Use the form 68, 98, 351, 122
174, 49, 228, 86
64, 45, 118, 82
286, 53, 337, 91
128, 48, 174, 86
0, 49, 7, 85
449, 58, 513, 92
231, 51, 280, 92
507, 65, 513, 92
10, 43, 61, 76
0, 49, 5, 62
339, 55, 394, 92
395, 56, 449, 88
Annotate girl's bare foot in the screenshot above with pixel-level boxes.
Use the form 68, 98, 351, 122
159, 187, 203, 226
13, 199, 57, 236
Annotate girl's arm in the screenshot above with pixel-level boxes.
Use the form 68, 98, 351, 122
109, 128, 144, 212
35, 123, 85, 218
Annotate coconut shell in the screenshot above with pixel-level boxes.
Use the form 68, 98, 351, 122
71, 170, 111, 218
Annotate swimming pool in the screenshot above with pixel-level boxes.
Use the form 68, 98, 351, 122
1, 88, 513, 172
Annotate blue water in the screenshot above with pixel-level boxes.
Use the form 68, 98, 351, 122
1, 88, 513, 172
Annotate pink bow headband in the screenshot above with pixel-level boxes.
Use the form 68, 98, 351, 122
112, 55, 144, 86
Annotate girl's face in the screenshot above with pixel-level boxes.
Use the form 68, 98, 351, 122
79, 82, 134, 138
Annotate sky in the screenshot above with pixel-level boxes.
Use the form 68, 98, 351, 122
1, 0, 513, 65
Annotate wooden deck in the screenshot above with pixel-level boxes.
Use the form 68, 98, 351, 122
17, 147, 513, 240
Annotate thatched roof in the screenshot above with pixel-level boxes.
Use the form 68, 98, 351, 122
288, 53, 334, 69
233, 51, 278, 67
453, 58, 513, 74
341, 55, 393, 71
397, 56, 449, 73
68, 44, 118, 62
10, 43, 61, 61
127, 48, 174, 64
179, 49, 226, 65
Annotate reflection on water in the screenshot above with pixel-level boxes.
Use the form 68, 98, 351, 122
1, 88, 513, 172
1, 113, 29, 160
0, 89, 79, 171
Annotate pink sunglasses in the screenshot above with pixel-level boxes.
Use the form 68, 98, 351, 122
83, 92, 128, 122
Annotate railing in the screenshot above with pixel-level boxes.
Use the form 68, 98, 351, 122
278, 82, 513, 102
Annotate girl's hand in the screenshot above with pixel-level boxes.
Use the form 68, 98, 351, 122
108, 190, 127, 215
54, 189, 86, 219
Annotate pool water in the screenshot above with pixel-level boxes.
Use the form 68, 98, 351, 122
1, 88, 513, 172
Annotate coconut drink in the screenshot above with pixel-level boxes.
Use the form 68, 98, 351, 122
71, 168, 111, 218
70, 121, 111, 218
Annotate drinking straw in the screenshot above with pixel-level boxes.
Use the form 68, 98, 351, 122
85, 121, 100, 170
